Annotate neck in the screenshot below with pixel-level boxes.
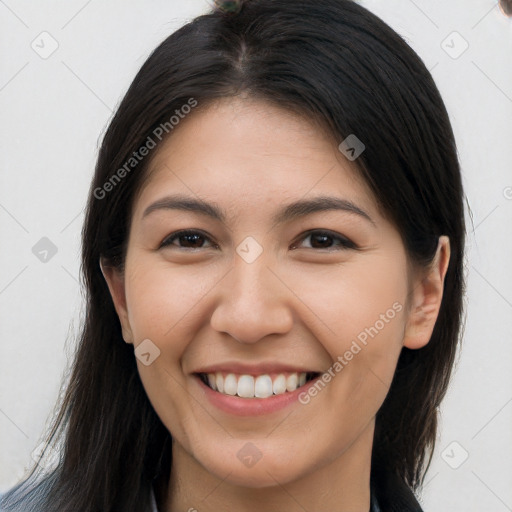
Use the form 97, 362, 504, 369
160, 421, 374, 512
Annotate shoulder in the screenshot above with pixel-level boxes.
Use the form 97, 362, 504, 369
0, 472, 56, 512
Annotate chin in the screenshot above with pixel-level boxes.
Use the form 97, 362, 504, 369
201, 448, 308, 489
219, 465, 302, 489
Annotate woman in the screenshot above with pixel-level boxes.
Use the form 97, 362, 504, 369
0, 0, 466, 510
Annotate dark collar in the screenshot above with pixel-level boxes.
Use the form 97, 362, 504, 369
370, 467, 424, 512
151, 467, 423, 512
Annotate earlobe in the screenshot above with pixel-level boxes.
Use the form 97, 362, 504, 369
403, 236, 451, 350
99, 257, 134, 344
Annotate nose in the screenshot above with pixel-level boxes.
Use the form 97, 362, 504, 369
210, 251, 294, 344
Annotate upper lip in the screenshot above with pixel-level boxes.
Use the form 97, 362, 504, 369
193, 362, 322, 375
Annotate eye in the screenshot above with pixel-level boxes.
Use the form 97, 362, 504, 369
159, 229, 356, 252
159, 230, 216, 250
291, 230, 357, 251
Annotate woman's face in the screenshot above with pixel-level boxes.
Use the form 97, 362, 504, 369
103, 97, 447, 490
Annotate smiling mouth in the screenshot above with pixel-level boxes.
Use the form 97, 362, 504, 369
196, 371, 321, 398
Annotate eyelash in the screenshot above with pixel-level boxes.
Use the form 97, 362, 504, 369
159, 229, 357, 252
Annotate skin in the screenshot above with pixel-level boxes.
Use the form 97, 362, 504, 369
101, 97, 450, 512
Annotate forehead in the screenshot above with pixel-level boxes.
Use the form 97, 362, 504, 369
132, 97, 379, 223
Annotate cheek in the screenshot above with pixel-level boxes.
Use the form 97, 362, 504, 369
289, 254, 408, 344
124, 257, 214, 344
287, 254, 408, 404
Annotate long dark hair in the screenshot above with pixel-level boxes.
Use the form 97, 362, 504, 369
1, 0, 466, 510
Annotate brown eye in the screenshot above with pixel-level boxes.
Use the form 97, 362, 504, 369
160, 230, 214, 250
292, 230, 356, 251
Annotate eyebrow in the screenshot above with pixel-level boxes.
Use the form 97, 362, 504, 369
142, 194, 376, 227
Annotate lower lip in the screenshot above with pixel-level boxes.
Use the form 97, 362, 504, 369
194, 374, 322, 416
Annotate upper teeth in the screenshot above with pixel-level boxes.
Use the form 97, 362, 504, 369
204, 372, 309, 398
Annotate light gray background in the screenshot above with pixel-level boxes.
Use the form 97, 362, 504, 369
1, 1, 511, 510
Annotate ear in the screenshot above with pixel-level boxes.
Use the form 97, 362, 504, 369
99, 257, 134, 344
403, 236, 451, 350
